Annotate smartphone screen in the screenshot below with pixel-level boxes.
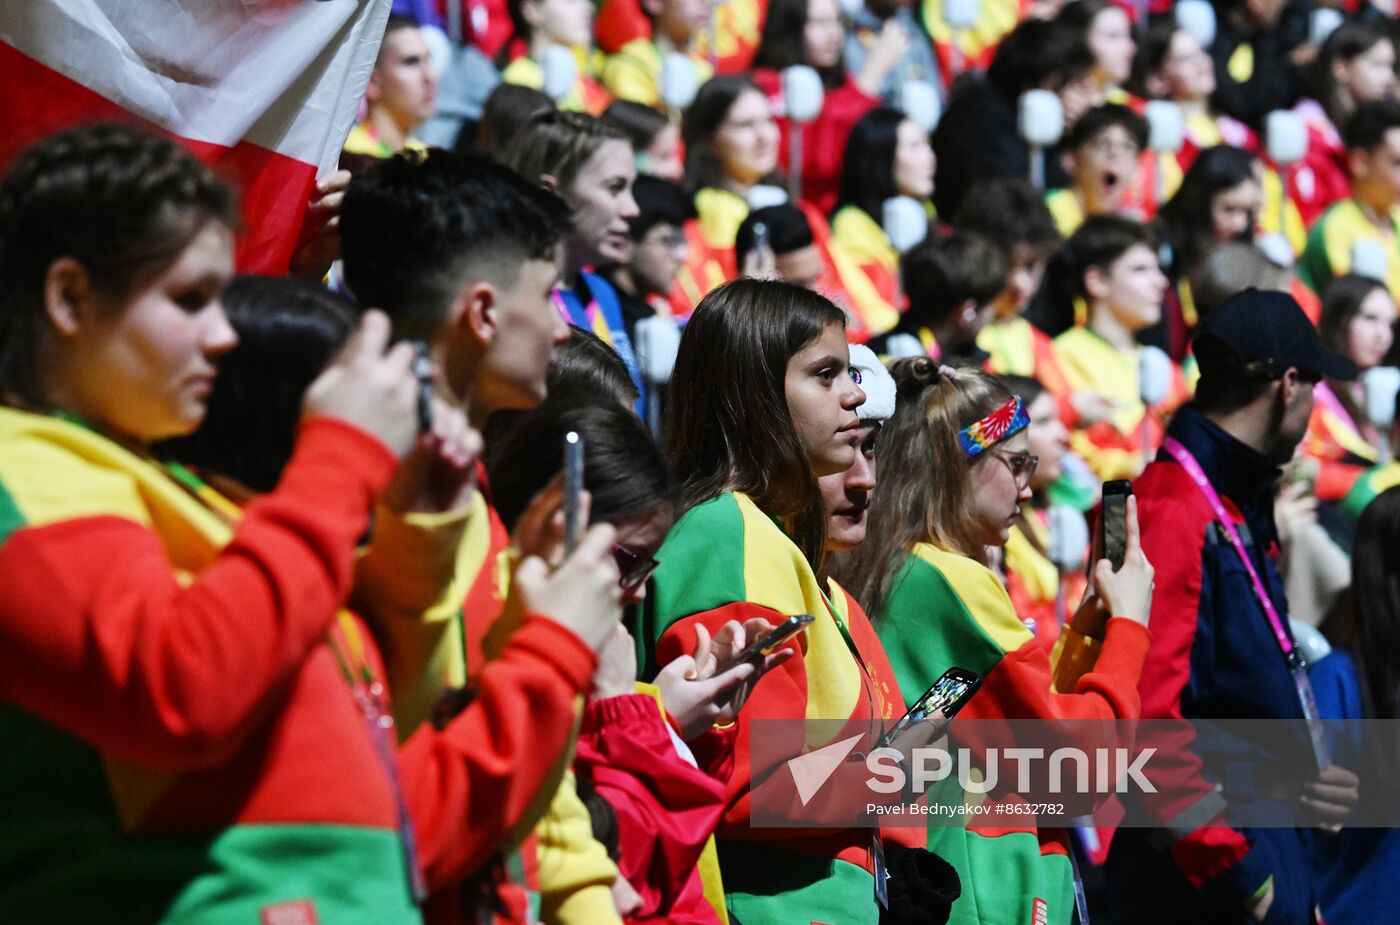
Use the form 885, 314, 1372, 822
878, 668, 982, 749
1101, 479, 1132, 572
563, 431, 584, 555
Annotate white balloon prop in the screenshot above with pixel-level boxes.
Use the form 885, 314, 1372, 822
1352, 239, 1390, 283
661, 52, 699, 111
1256, 233, 1295, 269
1047, 505, 1090, 572
1145, 101, 1186, 154
633, 315, 682, 386
1018, 90, 1064, 189
900, 80, 943, 133
747, 184, 790, 211
1309, 7, 1345, 47
541, 46, 577, 102
1265, 110, 1307, 167
1363, 365, 1400, 430
882, 196, 929, 255
943, 0, 980, 74
1176, 0, 1217, 50
782, 65, 824, 124
1138, 345, 1173, 408
421, 25, 453, 80
782, 65, 825, 200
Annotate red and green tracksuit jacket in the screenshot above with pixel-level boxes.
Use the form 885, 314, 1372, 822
633, 492, 921, 925
364, 467, 620, 925
1053, 326, 1191, 482
874, 541, 1151, 925
1342, 460, 1400, 519
1298, 198, 1400, 299
0, 408, 597, 923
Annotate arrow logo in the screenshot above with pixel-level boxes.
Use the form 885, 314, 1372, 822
787, 733, 864, 806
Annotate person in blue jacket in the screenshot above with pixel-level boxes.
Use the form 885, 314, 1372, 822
1106, 289, 1361, 925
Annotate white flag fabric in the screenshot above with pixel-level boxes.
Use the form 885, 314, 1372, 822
0, 0, 391, 272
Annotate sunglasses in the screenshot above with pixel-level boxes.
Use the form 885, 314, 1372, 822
613, 543, 660, 592
992, 450, 1039, 490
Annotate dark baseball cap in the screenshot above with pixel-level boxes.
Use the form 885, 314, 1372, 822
1192, 288, 1358, 381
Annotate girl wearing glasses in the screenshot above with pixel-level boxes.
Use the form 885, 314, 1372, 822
842, 358, 1156, 925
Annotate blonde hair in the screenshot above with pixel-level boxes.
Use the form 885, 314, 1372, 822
838, 358, 1012, 619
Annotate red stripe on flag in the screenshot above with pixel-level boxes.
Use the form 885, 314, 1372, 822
0, 41, 317, 274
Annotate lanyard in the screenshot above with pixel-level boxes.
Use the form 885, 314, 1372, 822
163, 462, 429, 902
1161, 438, 1330, 769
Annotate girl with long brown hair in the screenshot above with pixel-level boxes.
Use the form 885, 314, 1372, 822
843, 358, 1155, 925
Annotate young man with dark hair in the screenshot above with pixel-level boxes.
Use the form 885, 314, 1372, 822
1300, 99, 1400, 298
1108, 289, 1361, 925
1046, 103, 1150, 237
933, 18, 1103, 217
867, 231, 1008, 361
1052, 215, 1184, 481
734, 204, 824, 290
341, 148, 573, 424
342, 15, 438, 171
340, 150, 623, 921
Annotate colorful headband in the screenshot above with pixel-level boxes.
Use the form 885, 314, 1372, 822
959, 395, 1029, 459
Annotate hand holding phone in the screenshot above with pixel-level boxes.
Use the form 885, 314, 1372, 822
721, 614, 814, 672
877, 668, 981, 750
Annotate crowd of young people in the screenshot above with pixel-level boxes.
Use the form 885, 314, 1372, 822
2, 0, 1400, 922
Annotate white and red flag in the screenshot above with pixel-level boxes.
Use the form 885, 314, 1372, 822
0, 1, 390, 273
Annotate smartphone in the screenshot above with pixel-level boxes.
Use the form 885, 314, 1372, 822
412, 341, 433, 435
877, 667, 982, 749
1100, 479, 1132, 572
726, 613, 814, 669
563, 431, 584, 555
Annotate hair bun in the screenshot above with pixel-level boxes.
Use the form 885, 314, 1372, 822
889, 356, 946, 400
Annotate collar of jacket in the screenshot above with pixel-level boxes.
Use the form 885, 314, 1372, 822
1165, 403, 1282, 513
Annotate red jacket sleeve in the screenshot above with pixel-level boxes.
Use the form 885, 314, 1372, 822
575, 693, 730, 923
0, 416, 396, 769
1133, 471, 1263, 898
398, 615, 598, 891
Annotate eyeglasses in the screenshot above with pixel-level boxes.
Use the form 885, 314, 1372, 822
613, 544, 660, 592
991, 450, 1039, 490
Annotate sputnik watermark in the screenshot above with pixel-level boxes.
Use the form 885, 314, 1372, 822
861, 746, 1157, 796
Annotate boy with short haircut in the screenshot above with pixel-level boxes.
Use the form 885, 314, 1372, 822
1052, 215, 1187, 481
1046, 103, 1149, 237
342, 15, 438, 171
601, 0, 713, 108
1300, 99, 1400, 298
734, 204, 825, 291
340, 150, 621, 923
867, 231, 1009, 361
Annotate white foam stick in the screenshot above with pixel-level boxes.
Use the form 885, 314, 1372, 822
633, 315, 683, 386
1018, 89, 1064, 148
661, 52, 698, 110
1310, 7, 1345, 47
748, 184, 790, 210
837, 0, 865, 18
1352, 239, 1389, 282
1175, 0, 1217, 50
1138, 345, 1173, 407
421, 24, 453, 80
1363, 366, 1400, 429
1265, 110, 1307, 167
900, 80, 943, 133
1256, 233, 1296, 268
1047, 505, 1090, 571
541, 45, 577, 102
944, 0, 981, 31
1145, 100, 1186, 153
882, 196, 929, 254
782, 65, 825, 124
